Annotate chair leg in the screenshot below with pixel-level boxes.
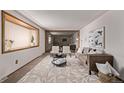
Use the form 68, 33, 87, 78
89, 70, 91, 75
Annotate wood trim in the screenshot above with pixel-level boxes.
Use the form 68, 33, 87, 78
46, 30, 79, 32
2, 11, 39, 30
45, 31, 53, 52
45, 31, 47, 52
1, 11, 40, 54
78, 31, 80, 48
103, 26, 105, 49
1, 11, 5, 54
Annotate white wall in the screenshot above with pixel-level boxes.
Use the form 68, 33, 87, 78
80, 10, 124, 80
0, 10, 45, 80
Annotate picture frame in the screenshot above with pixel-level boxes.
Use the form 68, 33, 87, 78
1, 11, 40, 54
88, 26, 105, 49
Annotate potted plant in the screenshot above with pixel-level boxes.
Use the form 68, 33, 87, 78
5, 40, 14, 50
31, 35, 35, 46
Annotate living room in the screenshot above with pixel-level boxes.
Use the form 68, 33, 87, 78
0, 10, 124, 83
1, 0, 124, 93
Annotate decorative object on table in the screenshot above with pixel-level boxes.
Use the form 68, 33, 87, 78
31, 35, 35, 46
88, 48, 104, 54
52, 53, 67, 66
5, 40, 14, 50
88, 26, 105, 49
2, 11, 39, 54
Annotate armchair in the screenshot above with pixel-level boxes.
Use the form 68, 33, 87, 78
50, 46, 59, 56
62, 46, 71, 55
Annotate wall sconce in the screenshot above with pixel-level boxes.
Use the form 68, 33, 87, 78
76, 38, 79, 41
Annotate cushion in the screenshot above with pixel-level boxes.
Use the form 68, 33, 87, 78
77, 47, 82, 53
88, 49, 96, 54
106, 61, 120, 77
83, 47, 90, 54
96, 63, 111, 74
95, 48, 104, 54
89, 48, 104, 54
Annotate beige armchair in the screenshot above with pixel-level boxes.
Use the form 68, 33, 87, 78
50, 46, 59, 56
62, 46, 71, 55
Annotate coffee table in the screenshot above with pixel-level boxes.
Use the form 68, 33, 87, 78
52, 53, 67, 66
52, 58, 67, 66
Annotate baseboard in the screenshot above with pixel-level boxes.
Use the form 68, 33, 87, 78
1, 53, 46, 82
7, 54, 44, 77
0, 76, 8, 83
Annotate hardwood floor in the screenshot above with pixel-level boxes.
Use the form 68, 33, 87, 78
3, 53, 48, 83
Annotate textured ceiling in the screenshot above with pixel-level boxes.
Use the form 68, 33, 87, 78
17, 10, 107, 30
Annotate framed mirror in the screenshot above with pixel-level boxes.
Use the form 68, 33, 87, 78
2, 11, 40, 53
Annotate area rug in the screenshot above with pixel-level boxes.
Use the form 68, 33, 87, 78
18, 55, 100, 83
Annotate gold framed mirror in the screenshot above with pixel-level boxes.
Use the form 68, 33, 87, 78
2, 11, 40, 54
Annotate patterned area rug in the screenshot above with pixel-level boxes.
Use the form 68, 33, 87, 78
18, 55, 100, 83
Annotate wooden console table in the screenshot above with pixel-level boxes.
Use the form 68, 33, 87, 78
87, 54, 113, 75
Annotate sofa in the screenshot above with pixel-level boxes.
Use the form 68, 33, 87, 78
76, 47, 106, 65
76, 47, 91, 65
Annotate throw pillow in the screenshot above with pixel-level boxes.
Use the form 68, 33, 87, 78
95, 49, 103, 54
77, 47, 82, 53
106, 61, 120, 77
96, 63, 111, 75
83, 47, 90, 54
88, 48, 97, 54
